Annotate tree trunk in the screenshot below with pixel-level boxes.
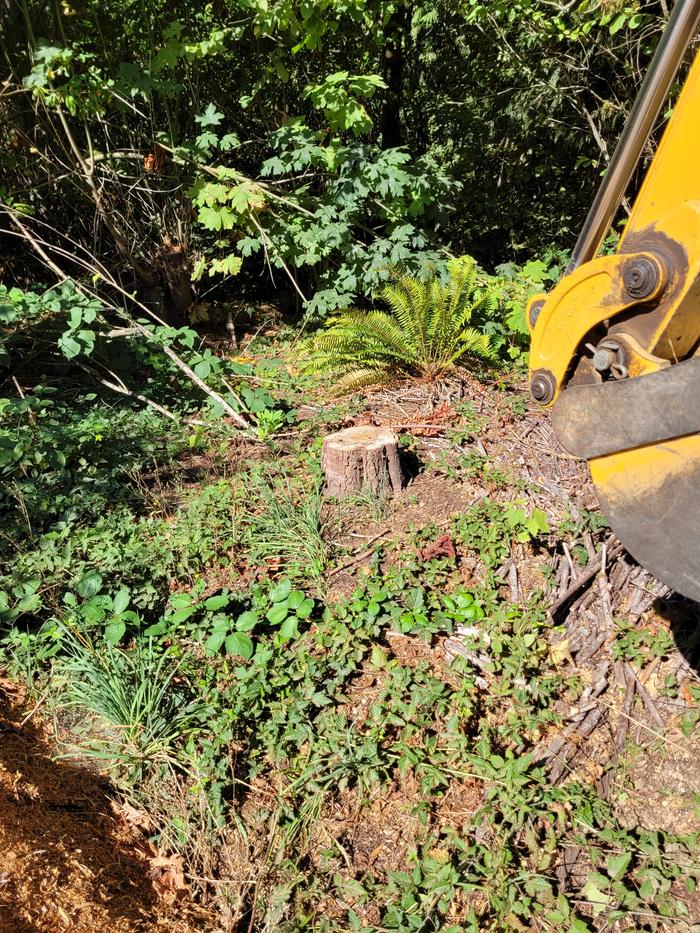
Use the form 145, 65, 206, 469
158, 239, 193, 323
381, 0, 410, 149
321, 426, 403, 499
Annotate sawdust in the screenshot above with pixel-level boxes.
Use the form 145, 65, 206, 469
0, 684, 218, 933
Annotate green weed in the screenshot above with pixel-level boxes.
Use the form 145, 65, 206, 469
452, 497, 550, 570
245, 476, 329, 583
59, 634, 200, 782
346, 483, 391, 523
612, 618, 675, 664
145, 577, 315, 659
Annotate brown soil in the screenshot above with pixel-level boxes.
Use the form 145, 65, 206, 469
310, 773, 482, 926
622, 733, 700, 836
0, 682, 218, 933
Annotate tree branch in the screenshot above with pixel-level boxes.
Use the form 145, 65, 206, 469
5, 211, 255, 434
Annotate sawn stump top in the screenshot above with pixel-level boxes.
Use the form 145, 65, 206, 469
323, 426, 398, 450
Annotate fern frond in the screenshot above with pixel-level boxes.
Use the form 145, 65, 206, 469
381, 278, 421, 346
334, 365, 394, 393
451, 327, 497, 362
305, 254, 502, 393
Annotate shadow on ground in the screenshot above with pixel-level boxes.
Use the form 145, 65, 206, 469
0, 684, 166, 932
656, 593, 700, 677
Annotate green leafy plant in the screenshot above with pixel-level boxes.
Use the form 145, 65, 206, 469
452, 497, 550, 570
64, 578, 139, 645
60, 635, 199, 781
146, 579, 315, 658
480, 251, 568, 363
246, 477, 328, 582
612, 618, 675, 664
256, 407, 288, 440
302, 71, 386, 136
303, 256, 498, 391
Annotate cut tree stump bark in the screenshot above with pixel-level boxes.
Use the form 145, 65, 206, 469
321, 426, 403, 499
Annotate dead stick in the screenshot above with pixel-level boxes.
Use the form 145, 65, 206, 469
391, 423, 449, 431
19, 686, 52, 728
625, 663, 666, 729
615, 676, 636, 755
328, 531, 388, 577
548, 705, 608, 784
550, 541, 624, 615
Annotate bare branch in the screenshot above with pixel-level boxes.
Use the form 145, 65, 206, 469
4, 211, 256, 434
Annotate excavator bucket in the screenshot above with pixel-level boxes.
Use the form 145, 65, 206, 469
590, 440, 700, 602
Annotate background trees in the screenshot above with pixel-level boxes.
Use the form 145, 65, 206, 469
1, 1, 671, 318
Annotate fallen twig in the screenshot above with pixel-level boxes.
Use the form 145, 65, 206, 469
508, 562, 521, 604
548, 704, 608, 784
597, 542, 614, 627
539, 662, 611, 783
77, 362, 198, 426
615, 675, 636, 755
625, 662, 666, 729
549, 540, 624, 615
18, 686, 52, 728
391, 423, 449, 432
328, 530, 388, 577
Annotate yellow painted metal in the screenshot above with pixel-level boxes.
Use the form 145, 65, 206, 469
589, 434, 700, 498
614, 333, 669, 379
588, 434, 700, 597
621, 52, 700, 238
527, 46, 700, 596
610, 201, 700, 362
529, 50, 700, 389
526, 251, 666, 402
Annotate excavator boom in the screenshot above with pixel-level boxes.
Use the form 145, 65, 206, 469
528, 0, 700, 600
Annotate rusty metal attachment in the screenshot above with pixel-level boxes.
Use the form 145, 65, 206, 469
586, 338, 629, 379
622, 255, 662, 299
530, 370, 555, 404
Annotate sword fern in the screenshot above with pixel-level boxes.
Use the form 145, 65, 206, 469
303, 257, 498, 392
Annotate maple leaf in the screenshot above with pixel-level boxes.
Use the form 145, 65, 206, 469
195, 102, 223, 127
197, 204, 235, 230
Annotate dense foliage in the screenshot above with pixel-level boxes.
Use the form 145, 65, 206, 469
303, 256, 498, 390
3, 5, 700, 933
1, 1, 671, 318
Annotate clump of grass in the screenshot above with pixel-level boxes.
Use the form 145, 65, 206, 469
60, 633, 199, 782
347, 483, 390, 524
246, 476, 328, 583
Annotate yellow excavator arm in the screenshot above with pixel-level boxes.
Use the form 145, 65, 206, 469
528, 0, 700, 600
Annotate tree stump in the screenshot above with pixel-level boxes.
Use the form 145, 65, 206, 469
321, 426, 403, 499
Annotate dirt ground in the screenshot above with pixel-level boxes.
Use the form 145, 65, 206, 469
0, 682, 219, 933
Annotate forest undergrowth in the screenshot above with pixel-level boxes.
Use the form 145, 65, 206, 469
1, 304, 700, 933
3, 3, 700, 930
